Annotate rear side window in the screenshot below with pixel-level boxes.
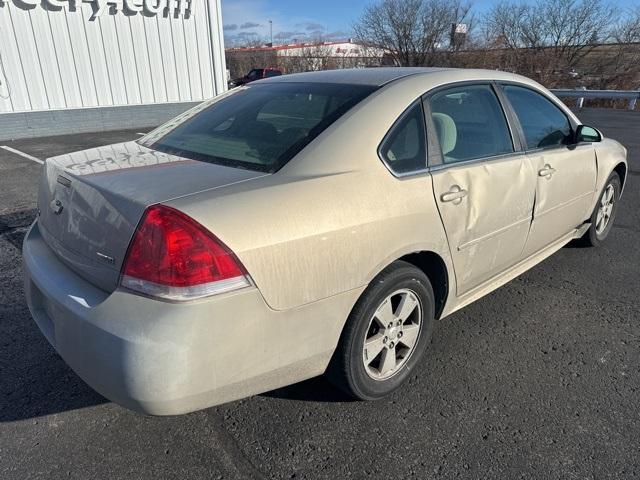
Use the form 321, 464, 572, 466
429, 84, 513, 163
379, 102, 427, 175
265, 70, 282, 78
141, 83, 376, 173
503, 85, 572, 149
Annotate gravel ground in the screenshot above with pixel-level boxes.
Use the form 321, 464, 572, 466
1, 109, 639, 479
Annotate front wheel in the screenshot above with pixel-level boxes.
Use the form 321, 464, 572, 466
326, 261, 435, 400
579, 172, 621, 247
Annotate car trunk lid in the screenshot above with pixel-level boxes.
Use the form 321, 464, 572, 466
37, 141, 267, 292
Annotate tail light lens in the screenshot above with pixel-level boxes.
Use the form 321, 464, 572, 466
120, 204, 250, 300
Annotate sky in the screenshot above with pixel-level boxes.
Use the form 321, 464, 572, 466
221, 0, 640, 47
221, 0, 370, 46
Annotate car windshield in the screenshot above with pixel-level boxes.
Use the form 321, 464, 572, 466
140, 82, 377, 173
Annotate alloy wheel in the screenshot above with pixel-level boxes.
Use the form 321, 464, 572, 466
362, 289, 422, 380
596, 183, 615, 235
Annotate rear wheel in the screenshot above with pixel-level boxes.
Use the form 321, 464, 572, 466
580, 172, 621, 247
327, 261, 435, 400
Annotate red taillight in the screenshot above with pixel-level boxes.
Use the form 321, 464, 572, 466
121, 204, 250, 300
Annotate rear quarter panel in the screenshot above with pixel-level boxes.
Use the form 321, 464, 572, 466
168, 163, 451, 311
167, 76, 458, 311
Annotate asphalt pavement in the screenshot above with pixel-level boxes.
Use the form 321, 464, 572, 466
1, 110, 639, 479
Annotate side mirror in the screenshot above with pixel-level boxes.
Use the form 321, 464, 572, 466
575, 125, 602, 143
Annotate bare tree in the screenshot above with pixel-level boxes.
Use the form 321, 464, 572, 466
481, 2, 543, 49
543, 0, 614, 67
479, 2, 547, 78
353, 0, 473, 67
613, 7, 640, 45
606, 7, 640, 86
481, 0, 616, 84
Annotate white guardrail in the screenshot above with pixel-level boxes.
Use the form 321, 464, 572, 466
551, 88, 640, 110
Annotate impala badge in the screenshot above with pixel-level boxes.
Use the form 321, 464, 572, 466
96, 252, 115, 265
49, 199, 64, 215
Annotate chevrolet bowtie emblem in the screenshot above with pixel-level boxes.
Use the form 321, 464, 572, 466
50, 199, 64, 215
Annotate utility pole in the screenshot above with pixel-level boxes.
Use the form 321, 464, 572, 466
269, 20, 273, 46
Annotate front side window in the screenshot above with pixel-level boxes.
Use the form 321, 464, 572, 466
379, 102, 427, 175
140, 82, 377, 173
503, 85, 572, 149
429, 84, 514, 164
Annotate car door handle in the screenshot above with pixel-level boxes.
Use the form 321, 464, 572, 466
538, 165, 556, 178
440, 186, 468, 204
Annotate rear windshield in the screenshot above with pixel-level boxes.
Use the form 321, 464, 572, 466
140, 82, 377, 173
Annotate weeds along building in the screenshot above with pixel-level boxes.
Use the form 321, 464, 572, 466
0, 0, 226, 140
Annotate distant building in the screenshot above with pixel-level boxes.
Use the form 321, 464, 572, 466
273, 40, 386, 59
226, 39, 390, 79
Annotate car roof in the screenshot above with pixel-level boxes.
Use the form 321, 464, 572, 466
258, 67, 453, 86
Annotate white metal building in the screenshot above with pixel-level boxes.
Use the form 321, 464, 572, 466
0, 0, 226, 140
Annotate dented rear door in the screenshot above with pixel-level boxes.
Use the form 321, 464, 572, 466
426, 83, 536, 296
431, 154, 536, 295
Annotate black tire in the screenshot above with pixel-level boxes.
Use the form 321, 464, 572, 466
326, 261, 435, 400
579, 171, 621, 247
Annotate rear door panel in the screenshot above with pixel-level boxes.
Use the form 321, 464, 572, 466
426, 83, 536, 296
431, 154, 536, 295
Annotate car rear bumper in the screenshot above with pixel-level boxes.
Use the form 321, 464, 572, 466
23, 221, 360, 415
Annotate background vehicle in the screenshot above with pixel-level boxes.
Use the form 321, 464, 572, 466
228, 67, 283, 88
23, 68, 627, 415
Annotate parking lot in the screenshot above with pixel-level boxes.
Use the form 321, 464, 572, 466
1, 108, 639, 479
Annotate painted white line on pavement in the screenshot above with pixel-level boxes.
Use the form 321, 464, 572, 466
136, 132, 147, 136
0, 145, 44, 165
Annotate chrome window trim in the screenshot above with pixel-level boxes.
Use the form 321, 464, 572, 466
427, 150, 527, 173
524, 141, 596, 156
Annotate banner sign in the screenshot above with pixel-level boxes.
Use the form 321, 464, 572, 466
0, 0, 193, 17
